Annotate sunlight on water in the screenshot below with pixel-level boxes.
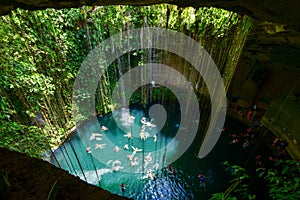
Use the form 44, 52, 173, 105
51, 107, 253, 199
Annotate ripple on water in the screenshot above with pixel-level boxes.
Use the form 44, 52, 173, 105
52, 108, 254, 200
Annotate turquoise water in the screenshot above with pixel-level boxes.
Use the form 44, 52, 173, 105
51, 106, 254, 199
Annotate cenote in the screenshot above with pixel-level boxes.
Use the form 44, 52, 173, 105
1, 3, 299, 200
51, 102, 257, 199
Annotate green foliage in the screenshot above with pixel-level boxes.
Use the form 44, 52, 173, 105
0, 171, 10, 198
0, 121, 49, 157
210, 193, 237, 200
212, 160, 300, 199
0, 5, 251, 158
0, 8, 82, 156
1, 171, 10, 187
257, 160, 300, 200
47, 180, 58, 200
209, 161, 255, 200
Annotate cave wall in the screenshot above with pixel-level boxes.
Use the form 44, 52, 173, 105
228, 19, 300, 108
229, 53, 300, 109
227, 19, 300, 159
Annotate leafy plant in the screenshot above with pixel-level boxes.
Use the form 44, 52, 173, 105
47, 180, 58, 200
209, 161, 255, 200
257, 160, 300, 200
0, 171, 10, 198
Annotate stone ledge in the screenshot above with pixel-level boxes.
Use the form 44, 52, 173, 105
0, 148, 131, 200
261, 116, 300, 160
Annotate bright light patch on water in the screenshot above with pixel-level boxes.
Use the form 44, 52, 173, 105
51, 108, 253, 199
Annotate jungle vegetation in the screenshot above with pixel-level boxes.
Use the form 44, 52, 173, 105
1, 4, 298, 199
0, 5, 251, 156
